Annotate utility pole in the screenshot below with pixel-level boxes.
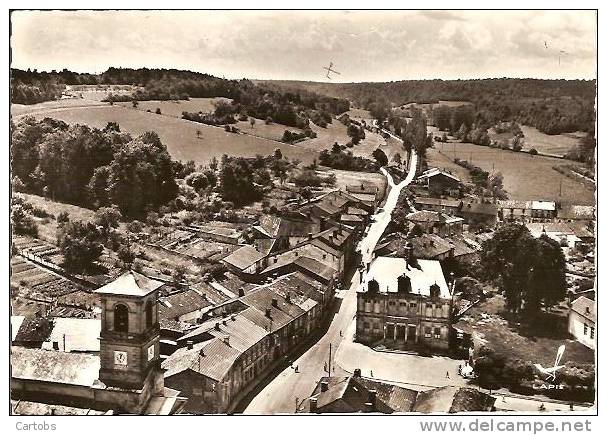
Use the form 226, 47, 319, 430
328, 343, 332, 377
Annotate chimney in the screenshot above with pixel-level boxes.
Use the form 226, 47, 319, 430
187, 340, 193, 350
320, 380, 329, 392
223, 336, 230, 346
308, 232, 313, 240
238, 288, 245, 297
215, 322, 220, 331
309, 397, 318, 413
222, 319, 227, 326
286, 293, 292, 304
272, 297, 278, 308
231, 315, 236, 321
365, 389, 377, 412
265, 308, 272, 318
353, 368, 362, 377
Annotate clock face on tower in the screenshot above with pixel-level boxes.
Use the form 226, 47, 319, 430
147, 344, 155, 362
114, 350, 128, 366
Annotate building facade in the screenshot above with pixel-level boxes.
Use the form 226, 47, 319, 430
356, 256, 454, 352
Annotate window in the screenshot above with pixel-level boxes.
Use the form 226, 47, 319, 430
590, 327, 595, 339
363, 322, 370, 330
114, 304, 129, 333
584, 323, 588, 335
424, 327, 432, 338
146, 300, 154, 328
399, 302, 406, 306
388, 301, 396, 306
434, 327, 441, 339
410, 302, 417, 309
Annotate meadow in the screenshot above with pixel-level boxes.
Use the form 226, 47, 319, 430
430, 141, 595, 205
13, 103, 317, 166
488, 125, 584, 157
116, 97, 232, 118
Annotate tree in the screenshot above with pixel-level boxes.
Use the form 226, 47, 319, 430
273, 148, 283, 160
487, 172, 507, 201
250, 117, 256, 128
155, 107, 161, 115
480, 224, 567, 319
172, 264, 187, 284
57, 220, 103, 271
94, 206, 122, 236
11, 205, 38, 237
347, 124, 365, 145
185, 171, 209, 191
392, 152, 402, 166
132, 100, 139, 108
372, 148, 388, 167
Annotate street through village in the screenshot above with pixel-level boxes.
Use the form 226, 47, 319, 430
242, 147, 418, 414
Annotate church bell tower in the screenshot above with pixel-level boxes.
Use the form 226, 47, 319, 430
95, 271, 163, 390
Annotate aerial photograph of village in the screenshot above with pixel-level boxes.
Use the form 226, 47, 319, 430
8, 9, 596, 416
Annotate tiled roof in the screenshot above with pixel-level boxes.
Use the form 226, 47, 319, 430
346, 183, 379, 194
95, 271, 164, 297
240, 286, 303, 330
11, 347, 100, 387
414, 197, 460, 208
461, 202, 498, 216
294, 257, 337, 282
222, 245, 265, 270
300, 376, 417, 413
347, 206, 368, 216
13, 316, 54, 344
311, 238, 342, 258
418, 167, 461, 183
570, 296, 595, 323
413, 386, 495, 413
161, 338, 240, 382
558, 205, 595, 220
159, 289, 213, 321
341, 214, 364, 223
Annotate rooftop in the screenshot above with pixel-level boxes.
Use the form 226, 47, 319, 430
222, 245, 265, 271
94, 270, 164, 297
413, 386, 495, 413
362, 256, 450, 298
11, 347, 100, 387
418, 168, 461, 183
159, 289, 213, 321
570, 296, 595, 323
41, 317, 100, 353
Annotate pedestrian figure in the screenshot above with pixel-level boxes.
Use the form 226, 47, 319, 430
339, 330, 342, 337
370, 370, 374, 377
458, 364, 462, 375
539, 403, 546, 411
295, 365, 299, 373
569, 403, 574, 411
502, 395, 506, 403
324, 362, 327, 372
446, 371, 450, 379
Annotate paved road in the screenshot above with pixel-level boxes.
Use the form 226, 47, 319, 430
242, 151, 418, 414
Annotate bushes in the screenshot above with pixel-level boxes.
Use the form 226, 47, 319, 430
529, 148, 538, 155
319, 146, 378, 173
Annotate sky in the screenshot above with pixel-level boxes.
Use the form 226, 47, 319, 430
10, 10, 597, 82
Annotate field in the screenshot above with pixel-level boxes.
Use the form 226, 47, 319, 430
488, 125, 584, 157
430, 141, 595, 205
11, 98, 107, 117
13, 103, 317, 165
116, 97, 232, 117
316, 167, 387, 194
299, 119, 388, 160
18, 193, 99, 243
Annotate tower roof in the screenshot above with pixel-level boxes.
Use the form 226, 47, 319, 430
94, 271, 164, 297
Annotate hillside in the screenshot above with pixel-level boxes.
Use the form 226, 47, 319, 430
257, 78, 596, 136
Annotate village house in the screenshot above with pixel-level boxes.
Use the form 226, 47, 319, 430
405, 210, 464, 237
297, 371, 495, 413
497, 200, 558, 223
221, 245, 267, 279
252, 214, 321, 252
414, 197, 460, 214
557, 204, 595, 224
356, 255, 454, 352
10, 271, 188, 415
158, 287, 214, 324
374, 233, 478, 264
162, 272, 328, 414
417, 168, 461, 196
568, 295, 595, 350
